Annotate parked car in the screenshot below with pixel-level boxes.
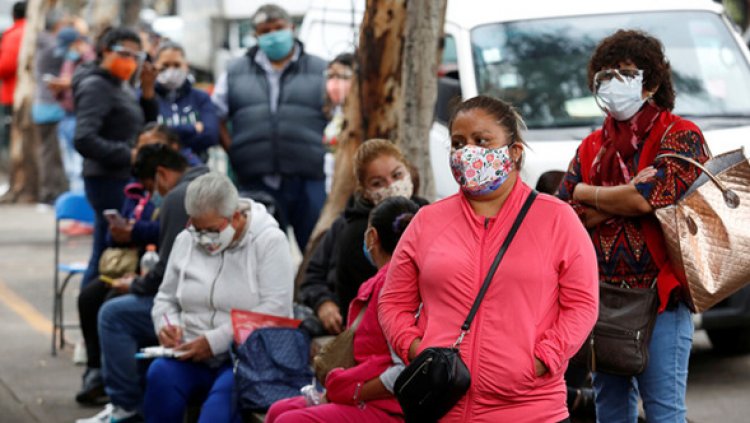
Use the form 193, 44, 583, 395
300, 0, 750, 354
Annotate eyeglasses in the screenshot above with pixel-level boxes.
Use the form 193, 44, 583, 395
112, 45, 146, 61
186, 218, 229, 239
594, 68, 644, 86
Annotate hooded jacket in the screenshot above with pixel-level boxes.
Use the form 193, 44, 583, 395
378, 179, 598, 422
299, 194, 428, 322
323, 263, 402, 416
152, 199, 294, 359
72, 63, 158, 179
155, 80, 219, 155
299, 194, 374, 319
130, 165, 209, 296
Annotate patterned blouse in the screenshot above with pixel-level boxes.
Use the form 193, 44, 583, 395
557, 129, 708, 289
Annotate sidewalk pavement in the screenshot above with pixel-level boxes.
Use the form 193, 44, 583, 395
0, 204, 94, 422
1, 202, 749, 422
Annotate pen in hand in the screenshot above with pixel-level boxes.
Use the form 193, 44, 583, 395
161, 313, 182, 347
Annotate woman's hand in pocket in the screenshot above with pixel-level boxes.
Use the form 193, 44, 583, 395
534, 357, 549, 377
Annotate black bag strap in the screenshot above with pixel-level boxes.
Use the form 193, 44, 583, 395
454, 190, 538, 347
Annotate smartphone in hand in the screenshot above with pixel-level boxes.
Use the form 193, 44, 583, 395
103, 209, 126, 227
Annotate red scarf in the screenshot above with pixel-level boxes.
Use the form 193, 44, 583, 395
590, 102, 661, 186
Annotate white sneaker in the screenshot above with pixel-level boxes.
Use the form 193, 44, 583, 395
73, 339, 87, 365
75, 403, 138, 423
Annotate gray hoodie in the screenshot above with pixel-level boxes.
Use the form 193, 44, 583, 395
152, 199, 294, 361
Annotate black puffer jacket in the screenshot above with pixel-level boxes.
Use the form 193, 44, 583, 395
299, 194, 428, 322
72, 63, 157, 179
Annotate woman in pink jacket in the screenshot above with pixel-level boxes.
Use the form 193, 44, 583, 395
267, 196, 422, 422
378, 96, 599, 422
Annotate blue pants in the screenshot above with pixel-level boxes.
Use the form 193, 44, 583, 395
58, 115, 83, 193
99, 294, 158, 411
241, 176, 325, 250
143, 359, 241, 423
592, 301, 693, 423
82, 176, 127, 288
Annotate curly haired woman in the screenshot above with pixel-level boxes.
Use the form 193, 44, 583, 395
558, 30, 709, 422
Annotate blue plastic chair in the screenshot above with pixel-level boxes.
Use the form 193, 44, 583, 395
52, 192, 95, 356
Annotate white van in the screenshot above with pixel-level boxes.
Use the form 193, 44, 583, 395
300, 0, 750, 195
300, 0, 750, 353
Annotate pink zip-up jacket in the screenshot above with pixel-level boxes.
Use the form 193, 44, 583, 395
378, 179, 598, 422
324, 263, 402, 416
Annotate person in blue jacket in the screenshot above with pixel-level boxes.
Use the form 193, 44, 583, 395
153, 41, 218, 161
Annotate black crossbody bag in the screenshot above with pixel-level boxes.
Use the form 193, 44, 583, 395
393, 191, 537, 422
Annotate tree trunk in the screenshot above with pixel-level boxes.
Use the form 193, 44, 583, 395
89, 0, 120, 33
121, 0, 144, 27
2, 0, 55, 204
309, 0, 408, 240
398, 0, 447, 201
294, 0, 408, 292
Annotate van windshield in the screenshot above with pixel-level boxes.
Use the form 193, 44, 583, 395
471, 11, 750, 129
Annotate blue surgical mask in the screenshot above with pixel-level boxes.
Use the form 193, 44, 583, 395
257, 29, 294, 61
151, 192, 163, 208
362, 234, 376, 268
66, 50, 81, 62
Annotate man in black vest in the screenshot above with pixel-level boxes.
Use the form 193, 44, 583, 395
212, 4, 328, 251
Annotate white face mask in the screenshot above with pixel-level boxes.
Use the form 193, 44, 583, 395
189, 222, 236, 256
594, 70, 646, 121
157, 67, 188, 91
367, 174, 414, 205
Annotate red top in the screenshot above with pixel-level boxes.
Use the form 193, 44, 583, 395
558, 110, 708, 311
0, 19, 26, 106
324, 263, 401, 415
379, 179, 599, 422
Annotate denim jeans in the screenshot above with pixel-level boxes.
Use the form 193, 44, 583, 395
82, 176, 127, 288
143, 359, 241, 423
57, 115, 83, 193
592, 301, 693, 423
99, 294, 158, 411
240, 176, 325, 250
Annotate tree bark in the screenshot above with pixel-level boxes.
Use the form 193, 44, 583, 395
398, 0, 447, 201
89, 0, 120, 33
309, 0, 408, 241
121, 0, 143, 27
295, 0, 408, 292
2, 0, 55, 204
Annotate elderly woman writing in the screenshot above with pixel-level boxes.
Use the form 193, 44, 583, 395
143, 172, 294, 423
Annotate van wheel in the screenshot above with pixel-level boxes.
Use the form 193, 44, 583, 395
706, 328, 750, 355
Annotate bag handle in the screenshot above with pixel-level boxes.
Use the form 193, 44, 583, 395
453, 190, 538, 348
654, 153, 740, 209
350, 304, 367, 332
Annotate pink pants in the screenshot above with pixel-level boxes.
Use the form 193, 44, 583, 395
266, 396, 402, 423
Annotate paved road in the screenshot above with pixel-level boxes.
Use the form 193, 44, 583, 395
0, 204, 748, 422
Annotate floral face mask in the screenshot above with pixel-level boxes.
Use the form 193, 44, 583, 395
367, 174, 414, 205
450, 144, 514, 196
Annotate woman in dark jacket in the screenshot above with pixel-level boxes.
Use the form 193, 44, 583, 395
73, 27, 156, 289
298, 139, 427, 334
153, 41, 219, 160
